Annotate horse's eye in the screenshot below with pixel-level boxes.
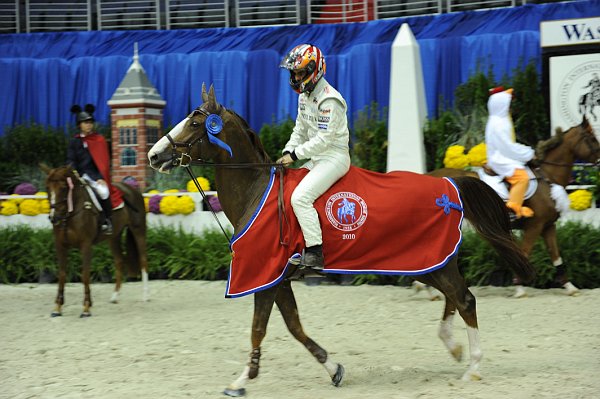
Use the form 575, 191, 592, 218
191, 121, 200, 128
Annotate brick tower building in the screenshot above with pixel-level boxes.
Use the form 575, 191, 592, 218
108, 44, 166, 190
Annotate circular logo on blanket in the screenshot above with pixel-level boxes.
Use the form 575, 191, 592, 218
325, 192, 368, 231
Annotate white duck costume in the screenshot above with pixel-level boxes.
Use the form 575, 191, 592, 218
485, 87, 535, 218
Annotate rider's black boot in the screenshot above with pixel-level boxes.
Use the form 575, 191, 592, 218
100, 198, 113, 235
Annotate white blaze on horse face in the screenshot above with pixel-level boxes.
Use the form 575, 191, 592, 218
147, 117, 189, 172
49, 191, 56, 218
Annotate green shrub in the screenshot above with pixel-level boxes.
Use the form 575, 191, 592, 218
0, 222, 598, 288
351, 103, 388, 173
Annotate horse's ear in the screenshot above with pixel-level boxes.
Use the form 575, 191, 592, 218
202, 83, 208, 103
39, 162, 52, 175
582, 115, 590, 129
207, 84, 218, 111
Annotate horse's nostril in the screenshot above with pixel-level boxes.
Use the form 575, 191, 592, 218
150, 154, 158, 162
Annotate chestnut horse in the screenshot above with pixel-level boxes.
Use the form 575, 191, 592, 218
43, 165, 149, 317
148, 86, 534, 396
429, 117, 600, 297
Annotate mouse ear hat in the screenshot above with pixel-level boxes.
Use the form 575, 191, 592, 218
71, 104, 95, 123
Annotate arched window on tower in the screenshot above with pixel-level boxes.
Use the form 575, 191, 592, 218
121, 148, 137, 166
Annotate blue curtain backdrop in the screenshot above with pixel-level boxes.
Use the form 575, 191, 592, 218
0, 0, 595, 135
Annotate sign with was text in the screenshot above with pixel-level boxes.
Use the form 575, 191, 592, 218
543, 17, 600, 137
541, 17, 600, 48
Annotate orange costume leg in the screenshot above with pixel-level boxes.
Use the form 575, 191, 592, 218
505, 169, 534, 218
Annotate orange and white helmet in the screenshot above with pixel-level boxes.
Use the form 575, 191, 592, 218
280, 44, 326, 94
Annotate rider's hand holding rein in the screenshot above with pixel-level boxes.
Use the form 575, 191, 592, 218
276, 153, 295, 166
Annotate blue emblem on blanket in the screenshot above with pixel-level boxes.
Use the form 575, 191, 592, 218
205, 114, 232, 157
435, 194, 463, 215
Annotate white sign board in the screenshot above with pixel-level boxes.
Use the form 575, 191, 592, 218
549, 53, 600, 137
541, 17, 600, 47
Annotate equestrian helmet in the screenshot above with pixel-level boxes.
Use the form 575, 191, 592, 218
71, 104, 96, 124
280, 44, 326, 94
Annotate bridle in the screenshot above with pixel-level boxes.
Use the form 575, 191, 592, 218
538, 125, 600, 168
163, 104, 288, 244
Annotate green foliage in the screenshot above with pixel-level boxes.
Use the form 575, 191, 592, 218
454, 67, 495, 115
145, 166, 215, 192
0, 225, 231, 284
0, 222, 599, 288
351, 103, 388, 173
423, 111, 460, 171
258, 117, 295, 162
511, 61, 549, 146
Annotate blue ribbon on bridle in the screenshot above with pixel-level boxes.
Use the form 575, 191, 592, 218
435, 194, 463, 215
205, 114, 232, 157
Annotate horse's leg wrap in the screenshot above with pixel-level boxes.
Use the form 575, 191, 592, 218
247, 348, 261, 379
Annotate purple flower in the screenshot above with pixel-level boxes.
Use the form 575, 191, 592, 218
149, 195, 162, 214
122, 176, 140, 189
207, 195, 222, 212
14, 182, 37, 195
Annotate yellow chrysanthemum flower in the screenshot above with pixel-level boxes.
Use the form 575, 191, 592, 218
186, 177, 211, 192
159, 196, 180, 215
467, 143, 487, 167
568, 189, 593, 211
36, 191, 50, 214
19, 199, 41, 216
147, 189, 161, 195
177, 195, 196, 215
443, 145, 469, 169
144, 197, 150, 213
9, 193, 24, 204
0, 201, 19, 216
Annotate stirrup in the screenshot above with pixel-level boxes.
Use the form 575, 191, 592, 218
101, 220, 113, 235
300, 250, 324, 270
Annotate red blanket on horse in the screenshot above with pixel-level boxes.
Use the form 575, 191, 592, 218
80, 133, 123, 208
226, 166, 463, 298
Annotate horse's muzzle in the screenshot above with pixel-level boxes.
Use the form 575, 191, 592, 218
149, 151, 176, 173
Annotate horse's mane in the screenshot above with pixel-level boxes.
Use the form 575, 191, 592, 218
536, 127, 565, 161
227, 109, 272, 162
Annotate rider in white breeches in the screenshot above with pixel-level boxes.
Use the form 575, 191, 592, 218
277, 44, 351, 270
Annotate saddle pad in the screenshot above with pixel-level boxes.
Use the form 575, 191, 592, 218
226, 166, 464, 298
476, 167, 537, 201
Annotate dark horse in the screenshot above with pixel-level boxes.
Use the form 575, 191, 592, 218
148, 86, 534, 396
43, 165, 149, 317
429, 117, 600, 297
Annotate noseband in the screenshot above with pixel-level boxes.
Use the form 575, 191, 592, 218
165, 108, 210, 167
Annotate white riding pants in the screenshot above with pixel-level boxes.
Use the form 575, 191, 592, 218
291, 157, 350, 248
82, 174, 109, 200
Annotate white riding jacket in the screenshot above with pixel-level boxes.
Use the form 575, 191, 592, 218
485, 91, 534, 178
283, 78, 350, 164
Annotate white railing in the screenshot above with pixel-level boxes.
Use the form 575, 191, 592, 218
4, 0, 567, 33
97, 0, 160, 31
374, 0, 442, 20
235, 0, 301, 27
446, 0, 516, 13
307, 0, 369, 24
165, 0, 230, 29
25, 0, 91, 32
0, 0, 19, 33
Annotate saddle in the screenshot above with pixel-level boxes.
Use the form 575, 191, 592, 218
476, 166, 538, 201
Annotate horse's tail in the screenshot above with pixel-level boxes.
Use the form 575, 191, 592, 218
453, 176, 536, 284
125, 228, 141, 277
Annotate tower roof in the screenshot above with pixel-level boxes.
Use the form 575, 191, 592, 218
108, 43, 166, 107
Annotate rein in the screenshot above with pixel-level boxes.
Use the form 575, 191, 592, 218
183, 161, 289, 246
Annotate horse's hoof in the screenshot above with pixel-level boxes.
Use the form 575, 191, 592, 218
50, 311, 62, 317
563, 282, 580, 296
331, 363, 345, 387
223, 387, 246, 397
451, 345, 463, 362
513, 286, 527, 298
80, 312, 92, 318
461, 370, 482, 381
